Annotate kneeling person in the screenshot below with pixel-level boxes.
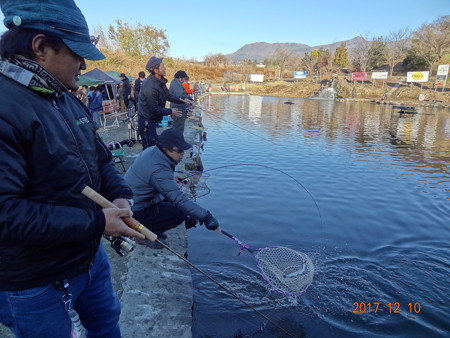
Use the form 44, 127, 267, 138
124, 128, 218, 245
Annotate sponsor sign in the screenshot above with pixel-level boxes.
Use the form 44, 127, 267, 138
352, 72, 367, 80
372, 72, 388, 79
435, 65, 449, 87
294, 71, 307, 79
436, 64, 449, 76
407, 71, 429, 83
250, 74, 264, 82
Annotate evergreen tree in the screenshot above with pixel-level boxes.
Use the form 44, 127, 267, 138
333, 43, 349, 69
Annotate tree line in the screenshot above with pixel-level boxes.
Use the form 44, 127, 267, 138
94, 16, 449, 79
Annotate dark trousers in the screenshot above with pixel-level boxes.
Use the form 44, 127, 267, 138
133, 202, 186, 236
138, 118, 158, 150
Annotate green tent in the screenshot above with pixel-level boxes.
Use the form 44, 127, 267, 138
106, 70, 135, 82
78, 75, 104, 87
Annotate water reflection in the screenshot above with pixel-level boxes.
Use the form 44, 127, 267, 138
190, 95, 450, 337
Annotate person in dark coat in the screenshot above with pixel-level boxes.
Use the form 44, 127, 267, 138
0, 0, 144, 336
119, 72, 131, 109
137, 56, 186, 150
124, 128, 219, 247
169, 70, 193, 132
133, 71, 145, 112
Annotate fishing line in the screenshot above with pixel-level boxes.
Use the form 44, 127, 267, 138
194, 104, 276, 145
178, 163, 323, 228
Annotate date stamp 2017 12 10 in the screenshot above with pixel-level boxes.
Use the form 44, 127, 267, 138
353, 302, 421, 314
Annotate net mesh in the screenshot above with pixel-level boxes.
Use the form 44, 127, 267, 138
180, 170, 210, 200
255, 246, 314, 295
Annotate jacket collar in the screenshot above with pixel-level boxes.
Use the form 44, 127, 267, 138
0, 56, 67, 96
156, 145, 177, 167
150, 73, 168, 85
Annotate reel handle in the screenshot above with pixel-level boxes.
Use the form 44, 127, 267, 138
81, 186, 157, 242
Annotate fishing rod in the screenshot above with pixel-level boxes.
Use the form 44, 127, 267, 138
181, 99, 275, 145
81, 186, 295, 338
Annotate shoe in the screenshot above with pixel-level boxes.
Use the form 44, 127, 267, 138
157, 232, 168, 240
135, 238, 165, 249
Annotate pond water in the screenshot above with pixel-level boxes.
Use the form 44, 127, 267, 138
186, 95, 450, 337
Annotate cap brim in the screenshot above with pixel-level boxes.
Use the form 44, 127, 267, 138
63, 38, 105, 60
179, 141, 192, 151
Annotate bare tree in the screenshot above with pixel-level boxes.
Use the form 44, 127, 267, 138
269, 47, 294, 79
350, 34, 371, 73
301, 50, 319, 82
412, 16, 450, 74
92, 25, 115, 53
385, 28, 410, 76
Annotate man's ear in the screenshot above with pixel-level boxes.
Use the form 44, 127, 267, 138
31, 34, 49, 62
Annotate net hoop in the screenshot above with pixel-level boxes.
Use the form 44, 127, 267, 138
254, 246, 314, 296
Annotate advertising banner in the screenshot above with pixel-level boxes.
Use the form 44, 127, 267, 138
436, 64, 449, 76
435, 65, 449, 87
406, 71, 429, 83
352, 72, 367, 80
372, 72, 388, 79
294, 71, 307, 79
250, 74, 264, 82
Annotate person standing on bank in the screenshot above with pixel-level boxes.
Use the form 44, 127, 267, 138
124, 128, 219, 247
138, 56, 186, 150
119, 72, 131, 109
0, 0, 144, 337
169, 70, 193, 132
88, 85, 103, 128
134, 71, 145, 111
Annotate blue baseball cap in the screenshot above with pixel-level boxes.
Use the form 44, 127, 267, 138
1, 0, 105, 61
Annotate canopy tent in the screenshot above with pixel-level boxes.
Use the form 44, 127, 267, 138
82, 68, 121, 84
106, 70, 135, 82
81, 68, 121, 101
78, 75, 104, 87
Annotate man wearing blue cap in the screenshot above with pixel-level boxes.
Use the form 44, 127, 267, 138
138, 56, 191, 150
0, 0, 144, 337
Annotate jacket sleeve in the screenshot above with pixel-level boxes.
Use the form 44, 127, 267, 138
162, 84, 184, 104
149, 166, 208, 220
0, 117, 103, 245
170, 80, 192, 101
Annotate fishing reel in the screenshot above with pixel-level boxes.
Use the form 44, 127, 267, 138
103, 235, 135, 256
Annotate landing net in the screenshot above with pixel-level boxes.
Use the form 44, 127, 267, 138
180, 170, 210, 200
254, 246, 314, 295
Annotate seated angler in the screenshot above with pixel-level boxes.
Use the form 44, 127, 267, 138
124, 128, 219, 248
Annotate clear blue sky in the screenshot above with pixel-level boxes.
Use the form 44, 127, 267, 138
1, 0, 448, 60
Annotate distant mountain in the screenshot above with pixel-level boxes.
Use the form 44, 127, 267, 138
225, 36, 365, 62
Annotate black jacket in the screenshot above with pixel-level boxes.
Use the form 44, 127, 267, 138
122, 77, 131, 107
138, 74, 183, 122
0, 73, 132, 291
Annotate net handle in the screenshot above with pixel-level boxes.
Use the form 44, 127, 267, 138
220, 229, 254, 254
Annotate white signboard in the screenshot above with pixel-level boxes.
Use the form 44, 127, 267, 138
407, 71, 429, 83
294, 71, 307, 79
372, 72, 388, 79
436, 64, 449, 76
250, 74, 264, 82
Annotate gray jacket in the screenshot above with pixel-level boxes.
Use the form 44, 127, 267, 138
124, 146, 208, 220
169, 78, 191, 111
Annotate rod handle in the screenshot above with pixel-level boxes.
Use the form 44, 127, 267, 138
81, 186, 157, 242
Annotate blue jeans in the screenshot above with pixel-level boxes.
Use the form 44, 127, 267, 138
0, 245, 121, 338
138, 118, 158, 150
92, 110, 102, 129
